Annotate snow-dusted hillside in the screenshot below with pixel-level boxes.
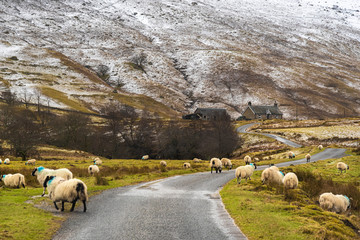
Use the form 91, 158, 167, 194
1, 0, 360, 118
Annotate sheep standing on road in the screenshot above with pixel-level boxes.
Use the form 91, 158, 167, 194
221, 158, 232, 170
282, 172, 298, 189
4, 158, 10, 164
235, 163, 256, 184
288, 152, 295, 159
0, 173, 26, 188
25, 159, 36, 166
244, 155, 251, 165
43, 176, 66, 199
183, 162, 191, 169
319, 192, 350, 213
210, 158, 222, 173
337, 162, 349, 173
305, 154, 311, 163
160, 161, 167, 167
88, 165, 100, 175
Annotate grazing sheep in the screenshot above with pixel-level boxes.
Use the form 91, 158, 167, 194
244, 155, 251, 165
282, 172, 298, 189
337, 162, 349, 173
93, 157, 103, 165
0, 159, 2, 164
141, 155, 149, 160
288, 152, 295, 159
0, 173, 26, 188
160, 161, 167, 167
4, 158, 10, 164
254, 157, 260, 162
183, 162, 191, 169
48, 178, 88, 212
221, 158, 232, 170
235, 163, 256, 184
25, 159, 36, 166
210, 158, 222, 173
318, 145, 323, 150
32, 166, 73, 196
43, 176, 66, 199
263, 156, 270, 160
319, 192, 350, 213
88, 165, 100, 175
305, 154, 311, 163
261, 167, 284, 185
193, 158, 202, 163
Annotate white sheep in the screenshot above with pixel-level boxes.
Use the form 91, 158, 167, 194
261, 167, 284, 185
0, 173, 26, 188
221, 158, 232, 170
160, 161, 167, 167
305, 154, 311, 163
43, 176, 66, 199
288, 152, 295, 159
88, 165, 100, 175
141, 155, 149, 160
244, 155, 251, 165
93, 157, 102, 165
337, 162, 349, 173
193, 158, 202, 163
282, 172, 298, 189
235, 163, 256, 184
48, 178, 89, 212
183, 162, 191, 169
32, 166, 73, 196
319, 192, 350, 214
0, 159, 2, 164
25, 159, 36, 166
210, 158, 222, 173
318, 145, 323, 150
4, 158, 10, 164
254, 157, 260, 162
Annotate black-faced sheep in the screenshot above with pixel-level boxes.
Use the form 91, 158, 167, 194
32, 166, 73, 196
288, 152, 295, 159
319, 192, 350, 214
244, 155, 251, 165
160, 161, 167, 167
93, 157, 102, 165
25, 159, 36, 165
210, 158, 222, 173
43, 176, 66, 199
0, 159, 2, 164
337, 162, 349, 173
141, 155, 149, 160
44, 177, 88, 212
305, 154, 311, 163
282, 172, 298, 189
4, 158, 10, 164
261, 166, 284, 185
88, 165, 100, 175
318, 145, 323, 150
235, 163, 256, 184
0, 173, 26, 188
221, 158, 232, 170
183, 162, 191, 169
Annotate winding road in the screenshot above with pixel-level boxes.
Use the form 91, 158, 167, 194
52, 124, 346, 240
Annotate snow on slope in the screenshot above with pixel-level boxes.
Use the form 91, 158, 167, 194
0, 0, 360, 118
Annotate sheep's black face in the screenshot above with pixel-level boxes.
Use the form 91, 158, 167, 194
347, 166, 350, 170
212, 161, 215, 165
31, 168, 38, 176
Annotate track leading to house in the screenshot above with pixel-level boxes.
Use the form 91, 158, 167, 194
53, 148, 346, 240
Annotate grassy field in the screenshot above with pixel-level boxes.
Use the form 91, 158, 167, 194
221, 154, 360, 240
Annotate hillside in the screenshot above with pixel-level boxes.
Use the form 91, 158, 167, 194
1, 0, 360, 118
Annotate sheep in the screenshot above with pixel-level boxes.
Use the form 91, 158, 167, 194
318, 145, 323, 150
288, 152, 295, 159
183, 162, 191, 169
46, 178, 88, 212
319, 192, 350, 214
141, 155, 149, 160
43, 176, 66, 199
261, 167, 284, 185
0, 173, 26, 188
282, 172, 298, 189
193, 158, 202, 163
25, 159, 36, 166
160, 161, 167, 167
88, 165, 100, 175
32, 166, 73, 196
235, 163, 256, 184
244, 155, 251, 165
337, 162, 349, 173
93, 157, 102, 165
254, 157, 260, 162
210, 158, 222, 173
0, 159, 2, 164
305, 154, 311, 163
221, 158, 232, 170
4, 158, 10, 164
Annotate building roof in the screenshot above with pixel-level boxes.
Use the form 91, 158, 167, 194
248, 105, 283, 115
195, 108, 227, 114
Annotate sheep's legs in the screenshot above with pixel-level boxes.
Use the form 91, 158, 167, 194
41, 187, 46, 197
61, 201, 65, 211
70, 200, 77, 212
54, 202, 59, 210
83, 200, 87, 212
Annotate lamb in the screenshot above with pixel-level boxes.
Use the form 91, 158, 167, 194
288, 152, 295, 159
93, 157, 102, 165
210, 158, 222, 173
141, 155, 149, 160
319, 192, 350, 213
305, 154, 311, 163
337, 162, 349, 173
261, 166, 284, 185
282, 172, 298, 189
4, 158, 10, 164
193, 158, 202, 163
45, 177, 88, 212
221, 158, 232, 170
0, 173, 26, 188
183, 162, 191, 169
235, 163, 256, 184
318, 145, 323, 150
32, 166, 73, 196
25, 159, 36, 166
88, 165, 100, 175
160, 161, 167, 167
244, 155, 251, 165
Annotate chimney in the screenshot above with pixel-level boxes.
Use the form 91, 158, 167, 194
248, 101, 252, 106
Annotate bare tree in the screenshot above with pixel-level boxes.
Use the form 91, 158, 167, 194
130, 52, 147, 73
97, 64, 110, 82
22, 90, 33, 109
